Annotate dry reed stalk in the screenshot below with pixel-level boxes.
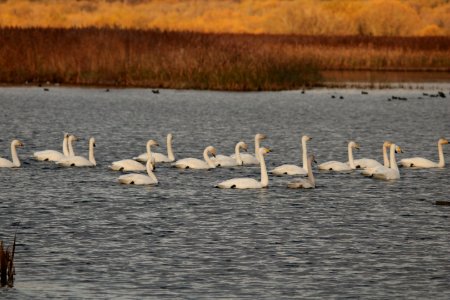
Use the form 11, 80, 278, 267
0, 234, 16, 287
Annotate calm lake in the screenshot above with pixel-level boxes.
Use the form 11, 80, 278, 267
1, 86, 449, 299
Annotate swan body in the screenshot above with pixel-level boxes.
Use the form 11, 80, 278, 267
399, 138, 448, 168
271, 135, 311, 176
0, 140, 24, 168
174, 146, 217, 169
216, 147, 271, 189
118, 157, 158, 185
111, 140, 158, 171
134, 133, 175, 163
213, 141, 248, 167
363, 144, 403, 180
353, 141, 392, 169
33, 133, 70, 161
57, 137, 96, 167
318, 141, 360, 172
288, 155, 316, 189
231, 133, 266, 165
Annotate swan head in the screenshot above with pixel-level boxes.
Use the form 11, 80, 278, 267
167, 133, 173, 141
395, 145, 403, 153
308, 154, 317, 164
349, 141, 360, 150
12, 140, 24, 148
302, 135, 312, 142
439, 138, 449, 145
63, 133, 70, 138
147, 139, 159, 147
238, 141, 248, 151
206, 146, 216, 157
383, 141, 392, 148
89, 137, 96, 147
69, 135, 79, 142
256, 133, 267, 141
259, 147, 272, 156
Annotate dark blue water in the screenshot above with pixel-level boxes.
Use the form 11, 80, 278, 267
1, 86, 449, 299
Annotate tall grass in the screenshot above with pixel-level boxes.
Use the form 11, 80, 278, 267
0, 234, 16, 288
0, 27, 448, 90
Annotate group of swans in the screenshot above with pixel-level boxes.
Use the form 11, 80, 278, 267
2, 132, 448, 188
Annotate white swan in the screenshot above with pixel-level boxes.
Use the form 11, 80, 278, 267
57, 137, 96, 167
134, 133, 175, 163
212, 141, 248, 167
0, 140, 24, 168
270, 135, 311, 176
110, 140, 158, 171
399, 138, 448, 168
118, 157, 158, 185
33, 133, 70, 162
353, 140, 392, 169
230, 133, 266, 165
173, 146, 217, 169
287, 154, 316, 189
216, 147, 271, 189
362, 144, 403, 180
318, 141, 360, 172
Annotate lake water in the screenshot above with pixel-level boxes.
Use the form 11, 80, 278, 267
0, 86, 449, 299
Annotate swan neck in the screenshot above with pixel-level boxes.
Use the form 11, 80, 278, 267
63, 135, 69, 156
255, 137, 261, 162
348, 144, 356, 169
89, 141, 96, 166
260, 153, 269, 187
389, 145, 398, 171
11, 142, 20, 167
204, 148, 216, 168
382, 144, 389, 167
307, 159, 315, 186
68, 137, 75, 157
302, 139, 308, 171
166, 136, 175, 161
146, 159, 157, 183
438, 142, 445, 167
235, 143, 243, 165
146, 143, 153, 162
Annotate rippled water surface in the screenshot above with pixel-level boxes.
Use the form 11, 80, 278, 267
1, 87, 449, 299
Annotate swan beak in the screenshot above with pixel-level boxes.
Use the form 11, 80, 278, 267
19, 142, 25, 147
260, 134, 267, 140
355, 144, 360, 150
93, 143, 96, 147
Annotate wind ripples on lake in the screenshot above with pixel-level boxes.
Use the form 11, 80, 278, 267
0, 87, 449, 299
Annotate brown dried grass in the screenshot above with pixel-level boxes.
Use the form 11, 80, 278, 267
0, 27, 448, 90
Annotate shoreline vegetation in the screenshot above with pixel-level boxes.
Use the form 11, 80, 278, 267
0, 27, 449, 91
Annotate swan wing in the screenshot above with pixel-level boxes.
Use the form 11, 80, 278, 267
231, 153, 259, 165
133, 153, 148, 162
111, 159, 145, 171
174, 158, 209, 169
152, 152, 172, 163
213, 155, 238, 167
270, 164, 307, 176
287, 179, 314, 189
217, 178, 261, 189
33, 150, 65, 162
353, 158, 382, 169
372, 168, 400, 180
399, 157, 437, 168
57, 156, 93, 167
118, 174, 156, 185
318, 161, 351, 171
0, 157, 14, 168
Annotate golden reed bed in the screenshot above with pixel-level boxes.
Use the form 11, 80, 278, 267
0, 28, 449, 90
